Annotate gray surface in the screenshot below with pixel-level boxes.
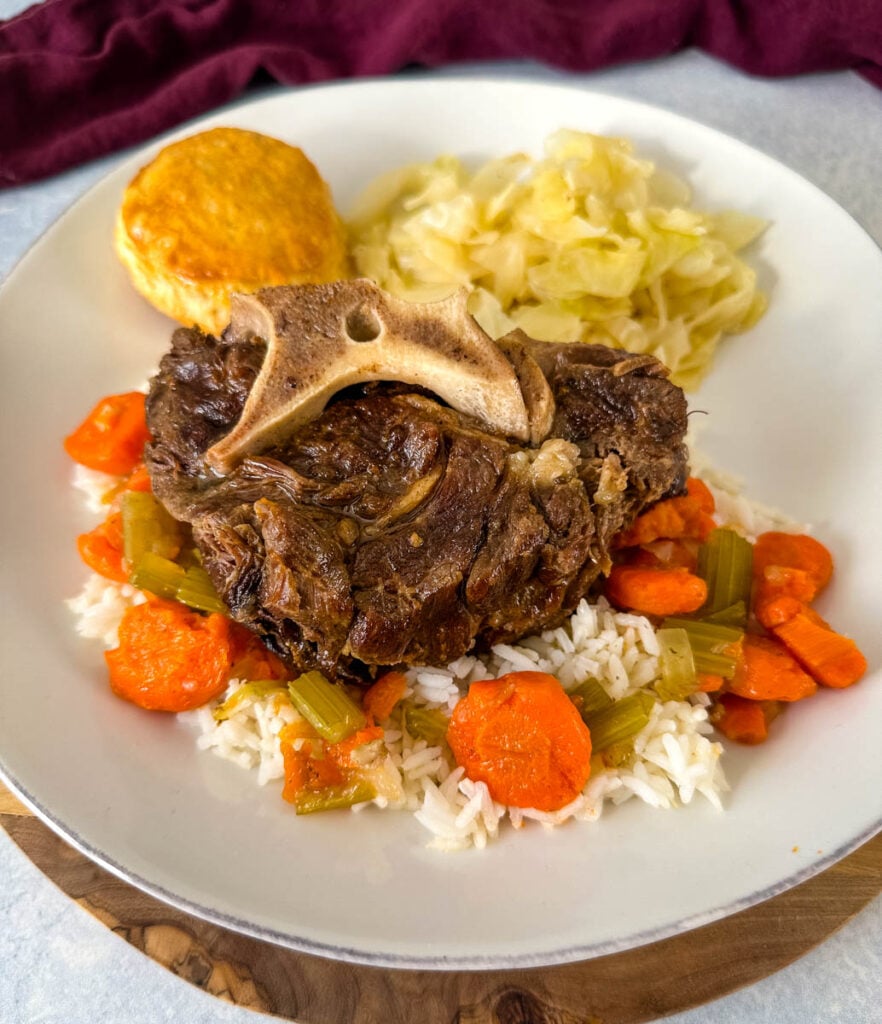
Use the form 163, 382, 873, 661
1, 16, 881, 1024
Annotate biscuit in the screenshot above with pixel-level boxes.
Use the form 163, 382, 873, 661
115, 127, 350, 336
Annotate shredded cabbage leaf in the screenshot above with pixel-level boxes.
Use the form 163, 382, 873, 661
348, 130, 768, 389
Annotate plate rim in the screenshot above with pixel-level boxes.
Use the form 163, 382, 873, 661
1, 73, 881, 970
4, 72, 882, 291
3, 764, 878, 971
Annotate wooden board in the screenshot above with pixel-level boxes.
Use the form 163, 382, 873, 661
2, 782, 880, 1023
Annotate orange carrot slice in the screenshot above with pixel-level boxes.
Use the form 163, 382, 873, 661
772, 611, 867, 689
363, 671, 408, 722
76, 511, 127, 583
105, 599, 232, 711
446, 671, 592, 812
697, 672, 725, 693
124, 462, 153, 492
685, 477, 715, 514
614, 483, 716, 548
752, 533, 833, 597
64, 392, 151, 476
605, 565, 707, 617
713, 694, 771, 745
729, 634, 817, 702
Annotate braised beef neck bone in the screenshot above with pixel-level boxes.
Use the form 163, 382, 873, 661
205, 280, 547, 473
144, 284, 689, 681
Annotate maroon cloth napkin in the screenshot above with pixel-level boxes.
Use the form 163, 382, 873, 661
2, 0, 880, 187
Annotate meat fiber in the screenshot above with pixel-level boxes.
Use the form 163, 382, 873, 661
145, 286, 688, 682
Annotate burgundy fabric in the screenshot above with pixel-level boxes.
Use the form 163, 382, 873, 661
1, 0, 880, 187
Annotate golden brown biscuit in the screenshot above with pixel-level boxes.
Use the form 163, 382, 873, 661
115, 127, 350, 336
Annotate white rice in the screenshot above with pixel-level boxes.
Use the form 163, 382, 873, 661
698, 470, 805, 543
71, 463, 123, 512
688, 434, 806, 541
389, 597, 727, 850
184, 685, 300, 785
70, 465, 804, 851
65, 575, 144, 647
74, 566, 724, 849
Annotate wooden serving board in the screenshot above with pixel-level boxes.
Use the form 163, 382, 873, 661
2, 782, 880, 1023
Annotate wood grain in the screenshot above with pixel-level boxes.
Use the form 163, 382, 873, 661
0, 786, 30, 816
1, 781, 879, 1024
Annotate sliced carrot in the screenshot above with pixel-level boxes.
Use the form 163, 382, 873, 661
280, 738, 346, 804
756, 564, 817, 602
279, 719, 383, 804
614, 502, 685, 548
752, 533, 833, 597
76, 510, 127, 583
729, 634, 817, 702
697, 672, 725, 693
624, 538, 700, 572
753, 565, 819, 622
771, 610, 867, 689
604, 565, 707, 617
713, 693, 770, 745
614, 484, 716, 549
328, 725, 385, 768
64, 392, 151, 476
105, 599, 232, 711
685, 477, 715, 514
362, 671, 408, 722
446, 671, 592, 812
124, 462, 153, 492
754, 593, 803, 630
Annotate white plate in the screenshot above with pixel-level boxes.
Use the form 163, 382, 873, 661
0, 78, 880, 970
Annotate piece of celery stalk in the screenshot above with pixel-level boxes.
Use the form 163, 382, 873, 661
570, 679, 614, 720
288, 671, 366, 743
704, 601, 748, 627
121, 490, 182, 566
583, 692, 655, 752
403, 705, 449, 746
214, 681, 289, 722
294, 779, 377, 815
129, 551, 186, 600
662, 617, 744, 680
176, 564, 228, 614
129, 551, 228, 614
655, 627, 698, 700
697, 528, 753, 624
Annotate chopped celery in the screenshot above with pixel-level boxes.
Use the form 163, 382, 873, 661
176, 546, 205, 571
176, 564, 228, 614
403, 705, 449, 746
655, 627, 698, 701
129, 551, 228, 614
570, 679, 614, 721
601, 739, 636, 769
129, 551, 186, 599
121, 491, 182, 566
697, 528, 753, 624
704, 601, 747, 627
213, 681, 289, 721
583, 692, 655, 752
663, 617, 744, 679
288, 671, 366, 743
294, 778, 377, 815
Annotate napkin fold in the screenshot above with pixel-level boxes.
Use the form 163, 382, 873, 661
2, 0, 880, 186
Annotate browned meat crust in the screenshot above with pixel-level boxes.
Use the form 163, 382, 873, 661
145, 301, 688, 682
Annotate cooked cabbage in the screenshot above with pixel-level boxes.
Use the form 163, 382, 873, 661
348, 130, 767, 389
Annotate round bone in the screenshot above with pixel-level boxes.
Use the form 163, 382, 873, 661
205, 280, 537, 474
